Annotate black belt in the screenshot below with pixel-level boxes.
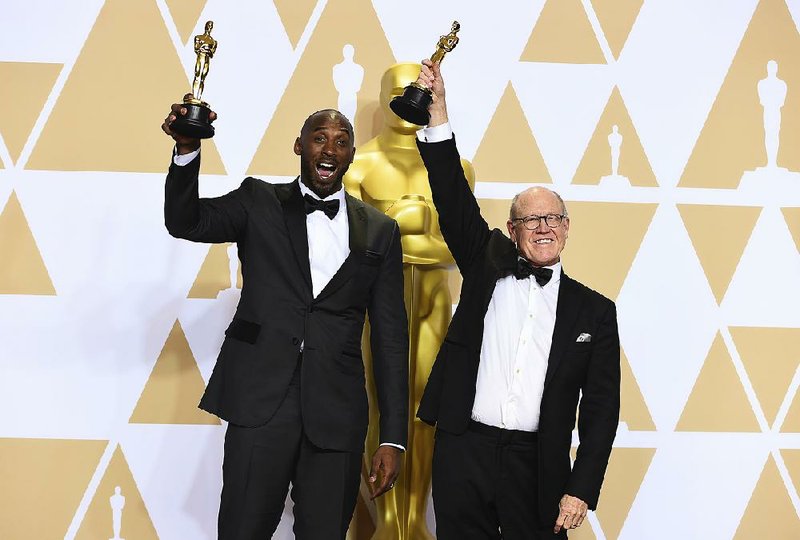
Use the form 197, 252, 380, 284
468, 420, 538, 444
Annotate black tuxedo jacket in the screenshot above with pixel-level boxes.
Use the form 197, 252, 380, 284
416, 137, 620, 524
165, 154, 408, 453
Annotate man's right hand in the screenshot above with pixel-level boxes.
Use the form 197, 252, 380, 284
161, 93, 216, 154
417, 60, 448, 127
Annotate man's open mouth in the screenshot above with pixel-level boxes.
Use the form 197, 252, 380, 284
316, 161, 336, 179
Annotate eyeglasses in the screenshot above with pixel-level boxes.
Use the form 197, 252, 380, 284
510, 214, 566, 230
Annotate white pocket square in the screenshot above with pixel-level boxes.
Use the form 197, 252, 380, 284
576, 333, 592, 343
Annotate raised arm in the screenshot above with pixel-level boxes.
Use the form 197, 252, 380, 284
415, 60, 490, 274
162, 96, 248, 243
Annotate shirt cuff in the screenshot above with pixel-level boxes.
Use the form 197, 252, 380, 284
416, 122, 453, 143
380, 442, 406, 452
173, 147, 200, 166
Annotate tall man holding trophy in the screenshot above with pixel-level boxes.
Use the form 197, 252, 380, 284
161, 22, 409, 540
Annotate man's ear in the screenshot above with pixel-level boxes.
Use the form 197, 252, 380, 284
507, 220, 517, 243
294, 137, 302, 156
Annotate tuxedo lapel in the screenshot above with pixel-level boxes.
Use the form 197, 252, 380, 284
544, 272, 583, 388
315, 192, 367, 302
276, 179, 313, 293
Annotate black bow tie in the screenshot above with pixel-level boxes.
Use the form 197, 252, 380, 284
303, 194, 340, 219
514, 258, 553, 286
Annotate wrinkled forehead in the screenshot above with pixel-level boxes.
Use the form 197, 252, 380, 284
515, 189, 563, 215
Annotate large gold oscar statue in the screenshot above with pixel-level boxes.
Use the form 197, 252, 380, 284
344, 63, 475, 540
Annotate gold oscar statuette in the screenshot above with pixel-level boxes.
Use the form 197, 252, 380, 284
345, 63, 476, 540
389, 21, 460, 126
171, 20, 218, 139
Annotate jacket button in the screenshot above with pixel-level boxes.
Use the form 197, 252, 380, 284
308, 305, 314, 313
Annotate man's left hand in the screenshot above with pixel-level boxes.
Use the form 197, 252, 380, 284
368, 445, 402, 499
554, 494, 588, 533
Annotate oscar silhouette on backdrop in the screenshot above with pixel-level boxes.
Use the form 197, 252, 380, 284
758, 60, 787, 171
216, 243, 241, 302
109, 486, 125, 540
742, 59, 797, 190
333, 44, 365, 130
599, 124, 630, 187
344, 63, 475, 540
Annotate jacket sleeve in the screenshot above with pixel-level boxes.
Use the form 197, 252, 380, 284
368, 222, 410, 448
417, 136, 490, 276
566, 300, 621, 509
164, 152, 249, 243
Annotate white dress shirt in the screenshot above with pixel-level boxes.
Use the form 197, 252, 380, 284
297, 181, 349, 297
472, 263, 561, 432
418, 123, 562, 432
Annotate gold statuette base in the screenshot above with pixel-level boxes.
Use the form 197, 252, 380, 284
171, 98, 215, 139
389, 83, 433, 126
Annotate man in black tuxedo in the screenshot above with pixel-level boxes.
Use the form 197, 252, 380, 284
413, 62, 620, 538
161, 99, 408, 539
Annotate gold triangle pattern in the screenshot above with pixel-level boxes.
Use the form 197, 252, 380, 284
75, 445, 159, 540
676, 333, 760, 432
274, 0, 318, 49
0, 438, 106, 539
129, 320, 220, 425
734, 454, 800, 538
620, 348, 656, 431
26, 0, 225, 174
678, 204, 761, 304
520, 0, 606, 64
188, 243, 242, 299
781, 449, 800, 498
0, 62, 62, 164
0, 191, 56, 295
780, 384, 800, 433
567, 521, 597, 540
164, 0, 209, 45
248, 0, 395, 176
731, 326, 800, 428
679, 0, 800, 188
591, 0, 644, 59
561, 202, 657, 300
472, 82, 552, 183
571, 87, 658, 186
594, 447, 655, 539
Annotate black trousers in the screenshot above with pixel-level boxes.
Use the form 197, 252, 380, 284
432, 422, 567, 540
217, 365, 362, 539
